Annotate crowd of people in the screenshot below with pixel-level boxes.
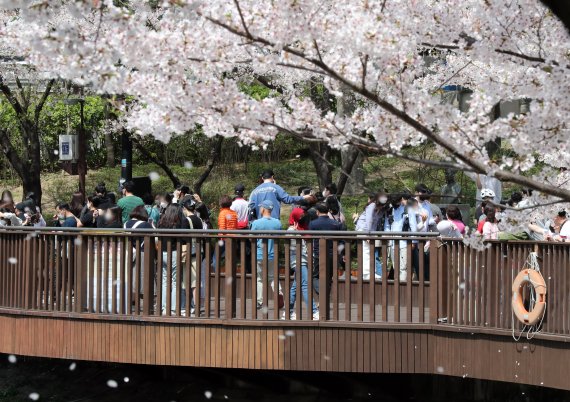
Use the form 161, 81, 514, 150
0, 169, 569, 318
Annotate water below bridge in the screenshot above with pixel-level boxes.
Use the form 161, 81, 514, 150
1, 355, 569, 402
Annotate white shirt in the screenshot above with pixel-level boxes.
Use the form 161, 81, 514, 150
466, 173, 502, 204
231, 197, 249, 223
559, 220, 570, 238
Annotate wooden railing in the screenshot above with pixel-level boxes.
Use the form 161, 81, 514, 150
0, 227, 568, 337
439, 239, 570, 336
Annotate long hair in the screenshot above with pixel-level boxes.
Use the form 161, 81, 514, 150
158, 204, 183, 229
484, 206, 496, 223
70, 191, 85, 217
107, 206, 122, 226
1, 190, 13, 204
0, 201, 14, 213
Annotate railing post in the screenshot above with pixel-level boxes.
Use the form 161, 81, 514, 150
485, 242, 497, 327
23, 234, 34, 309
225, 237, 236, 319
142, 235, 155, 316
74, 234, 88, 313
319, 238, 329, 321
429, 238, 439, 324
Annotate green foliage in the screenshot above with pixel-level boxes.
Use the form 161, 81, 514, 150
238, 81, 272, 101
45, 175, 80, 207
39, 95, 110, 170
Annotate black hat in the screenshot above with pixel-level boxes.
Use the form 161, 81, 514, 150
261, 170, 275, 179
235, 184, 245, 193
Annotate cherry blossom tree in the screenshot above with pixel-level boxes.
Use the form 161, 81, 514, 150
1, 0, 569, 215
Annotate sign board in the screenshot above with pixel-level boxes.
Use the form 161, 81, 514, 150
58, 135, 78, 161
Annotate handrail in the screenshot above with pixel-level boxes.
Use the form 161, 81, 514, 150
0, 226, 441, 237
0, 228, 568, 339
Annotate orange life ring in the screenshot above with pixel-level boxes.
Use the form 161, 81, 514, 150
512, 269, 547, 326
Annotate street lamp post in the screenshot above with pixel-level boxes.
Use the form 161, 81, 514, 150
120, 128, 133, 187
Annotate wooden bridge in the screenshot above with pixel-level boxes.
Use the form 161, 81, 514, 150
0, 228, 569, 390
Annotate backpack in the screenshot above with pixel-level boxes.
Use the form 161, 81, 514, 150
247, 206, 258, 228
402, 212, 410, 232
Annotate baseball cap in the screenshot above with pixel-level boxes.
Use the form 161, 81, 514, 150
289, 207, 308, 230
235, 184, 245, 193
260, 200, 274, 211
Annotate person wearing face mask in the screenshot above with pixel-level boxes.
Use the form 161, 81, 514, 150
54, 203, 79, 227
22, 205, 46, 227
408, 193, 431, 281
355, 193, 382, 281
158, 193, 173, 216
387, 194, 418, 282
78, 196, 97, 228
248, 169, 308, 222
173, 185, 191, 204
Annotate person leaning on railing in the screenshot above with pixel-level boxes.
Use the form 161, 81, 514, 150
181, 198, 204, 315
250, 200, 283, 310
545, 210, 570, 242
54, 203, 79, 228
309, 202, 343, 295
157, 204, 190, 315
0, 201, 22, 227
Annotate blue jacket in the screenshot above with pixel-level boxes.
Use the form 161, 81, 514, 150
248, 182, 303, 220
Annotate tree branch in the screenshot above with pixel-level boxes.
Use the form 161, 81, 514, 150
494, 48, 546, 63
205, 15, 570, 201
34, 79, 55, 127
0, 74, 25, 116
233, 0, 252, 39
193, 135, 224, 195
0, 128, 26, 178
132, 137, 181, 188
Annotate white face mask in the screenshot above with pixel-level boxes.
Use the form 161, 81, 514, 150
379, 196, 388, 204
160, 202, 168, 209
104, 213, 114, 222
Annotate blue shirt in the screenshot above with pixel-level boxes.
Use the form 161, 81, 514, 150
251, 216, 282, 260
249, 182, 303, 220
60, 217, 77, 228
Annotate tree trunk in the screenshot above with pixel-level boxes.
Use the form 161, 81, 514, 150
335, 84, 361, 196
338, 146, 363, 196
193, 135, 224, 195
0, 75, 53, 208
22, 170, 42, 207
105, 131, 115, 167
132, 137, 181, 188
309, 143, 333, 189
